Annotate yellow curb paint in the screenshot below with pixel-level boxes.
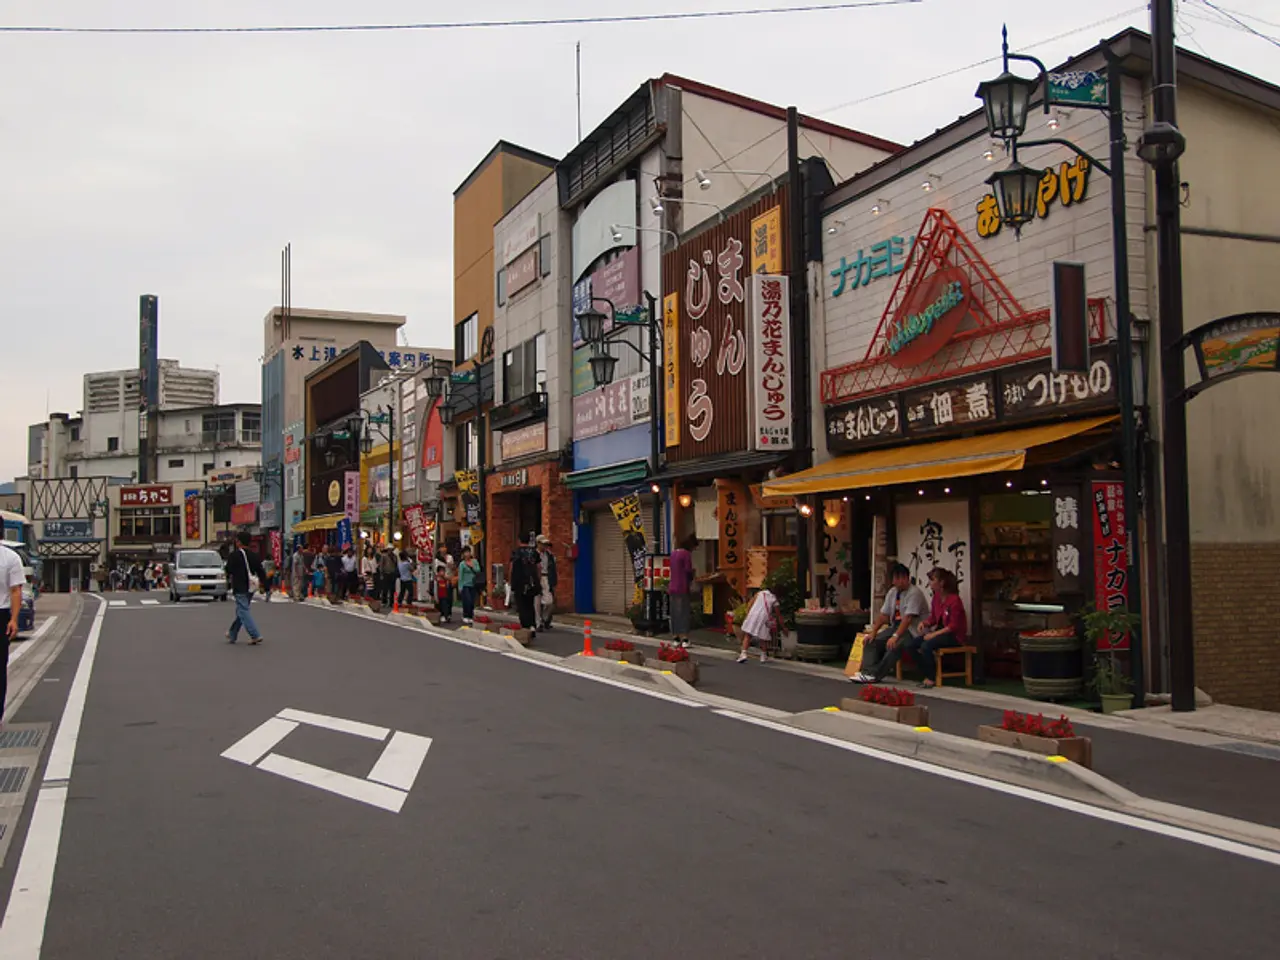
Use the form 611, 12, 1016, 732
1046, 755, 1070, 763
661, 670, 673, 675
913, 726, 933, 732
823, 706, 841, 713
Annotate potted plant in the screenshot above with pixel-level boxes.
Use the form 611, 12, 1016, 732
1080, 608, 1142, 714
977, 710, 1094, 768
652, 642, 699, 685
840, 685, 930, 727
603, 638, 645, 666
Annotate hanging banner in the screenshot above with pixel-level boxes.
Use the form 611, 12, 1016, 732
749, 206, 783, 275
336, 517, 354, 550
404, 504, 433, 552
663, 291, 681, 448
184, 489, 202, 541
455, 469, 481, 526
1091, 480, 1130, 651
609, 494, 648, 599
716, 479, 748, 598
749, 274, 793, 451
269, 530, 283, 569
343, 471, 361, 524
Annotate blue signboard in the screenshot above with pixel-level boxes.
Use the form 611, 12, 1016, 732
337, 518, 353, 550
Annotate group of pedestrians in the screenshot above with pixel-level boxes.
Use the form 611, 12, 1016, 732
433, 547, 481, 625
507, 533, 557, 639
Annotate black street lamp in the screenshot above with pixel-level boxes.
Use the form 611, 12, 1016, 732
975, 68, 1041, 141
588, 349, 619, 389
437, 402, 455, 426
985, 160, 1042, 231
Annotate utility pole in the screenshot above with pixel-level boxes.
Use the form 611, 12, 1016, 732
786, 107, 811, 596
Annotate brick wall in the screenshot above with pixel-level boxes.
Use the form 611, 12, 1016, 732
1191, 542, 1280, 711
485, 460, 574, 613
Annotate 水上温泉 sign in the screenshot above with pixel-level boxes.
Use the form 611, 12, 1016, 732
749, 274, 792, 451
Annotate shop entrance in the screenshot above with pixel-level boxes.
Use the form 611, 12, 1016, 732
516, 492, 542, 544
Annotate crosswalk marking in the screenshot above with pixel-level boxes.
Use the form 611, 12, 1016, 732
140, 599, 160, 606
108, 600, 126, 607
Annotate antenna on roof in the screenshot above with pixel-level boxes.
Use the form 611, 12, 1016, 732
576, 41, 583, 143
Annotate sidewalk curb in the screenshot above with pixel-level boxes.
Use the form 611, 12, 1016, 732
4, 593, 88, 723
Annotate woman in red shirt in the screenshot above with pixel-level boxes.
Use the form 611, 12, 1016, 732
912, 567, 968, 687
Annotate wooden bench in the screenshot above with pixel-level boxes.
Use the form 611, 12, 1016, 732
896, 645, 977, 687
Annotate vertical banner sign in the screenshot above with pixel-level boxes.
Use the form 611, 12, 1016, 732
663, 291, 681, 448
343, 471, 360, 524
336, 517, 353, 550
609, 494, 648, 605
1051, 483, 1084, 595
749, 274, 793, 450
404, 504, 432, 552
1091, 480, 1130, 651
716, 479, 748, 598
455, 469, 481, 526
749, 206, 783, 275
184, 489, 202, 541
269, 530, 283, 569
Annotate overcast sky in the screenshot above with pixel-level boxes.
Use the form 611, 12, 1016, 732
2, 0, 1277, 482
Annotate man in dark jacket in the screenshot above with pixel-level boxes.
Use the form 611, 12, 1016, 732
535, 534, 557, 630
225, 531, 268, 645
508, 532, 541, 636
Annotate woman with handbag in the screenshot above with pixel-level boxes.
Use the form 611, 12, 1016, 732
737, 588, 782, 664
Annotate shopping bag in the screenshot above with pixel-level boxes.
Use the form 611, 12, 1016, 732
844, 632, 868, 678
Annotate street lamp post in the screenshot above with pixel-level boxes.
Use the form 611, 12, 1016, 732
575, 293, 665, 551
361, 406, 396, 546
977, 26, 1146, 705
426, 362, 486, 592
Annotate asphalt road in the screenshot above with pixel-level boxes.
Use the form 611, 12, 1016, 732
3, 596, 1278, 959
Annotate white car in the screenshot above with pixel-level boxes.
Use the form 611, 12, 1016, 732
169, 549, 229, 602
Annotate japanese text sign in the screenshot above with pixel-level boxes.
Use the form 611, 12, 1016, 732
344, 471, 360, 524
1000, 352, 1115, 420
826, 396, 903, 453
976, 156, 1092, 240
121, 485, 171, 507
663, 291, 680, 448
749, 274, 792, 451
455, 469, 481, 526
184, 489, 202, 541
902, 375, 996, 434
716, 479, 748, 598
404, 504, 432, 552
609, 494, 648, 588
829, 234, 915, 297
1051, 483, 1084, 595
1092, 480, 1130, 650
573, 379, 632, 441
749, 206, 782, 275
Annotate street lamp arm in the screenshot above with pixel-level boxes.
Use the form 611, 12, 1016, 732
606, 336, 649, 364
1015, 138, 1111, 177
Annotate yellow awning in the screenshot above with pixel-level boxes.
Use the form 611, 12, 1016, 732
763, 416, 1118, 497
292, 513, 343, 533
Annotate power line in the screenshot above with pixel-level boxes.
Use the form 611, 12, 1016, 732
0, 2, 923, 35
1192, 0, 1280, 47
816, 5, 1148, 115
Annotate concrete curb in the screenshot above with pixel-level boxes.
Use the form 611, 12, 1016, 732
784, 709, 1137, 806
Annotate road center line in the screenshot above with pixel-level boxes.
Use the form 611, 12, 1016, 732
0, 595, 107, 959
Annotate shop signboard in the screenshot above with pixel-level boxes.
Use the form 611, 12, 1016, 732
336, 517, 353, 549
506, 246, 539, 297
749, 274, 793, 451
231, 503, 257, 526
269, 530, 283, 568
896, 500, 970, 620
1091, 480, 1130, 651
573, 379, 632, 440
455, 469, 481, 526
121, 485, 171, 507
1051, 483, 1085, 595
184, 490, 202, 541
501, 210, 539, 266
572, 246, 640, 347
344, 471, 360, 523
999, 348, 1116, 421
664, 187, 789, 462
629, 372, 651, 423
902, 374, 997, 435
1186, 311, 1279, 386
716, 479, 748, 598
404, 504, 432, 551
663, 292, 681, 447
750, 206, 783, 275
609, 494, 647, 603
572, 346, 595, 397
41, 519, 94, 542
500, 422, 547, 461
885, 269, 973, 369
1048, 69, 1108, 107
500, 469, 528, 489
368, 465, 392, 504
826, 396, 903, 453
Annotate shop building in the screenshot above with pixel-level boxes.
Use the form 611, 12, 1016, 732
107, 480, 214, 566
17, 478, 110, 592
768, 29, 1280, 709
558, 74, 897, 617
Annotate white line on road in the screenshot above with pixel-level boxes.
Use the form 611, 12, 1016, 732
276, 707, 389, 741
0, 594, 108, 959
6, 616, 57, 671
257, 753, 409, 813
140, 599, 160, 606
107, 600, 126, 607
715, 709, 1280, 869
220, 718, 300, 766
366, 731, 433, 790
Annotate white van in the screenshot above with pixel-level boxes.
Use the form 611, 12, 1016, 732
168, 549, 229, 602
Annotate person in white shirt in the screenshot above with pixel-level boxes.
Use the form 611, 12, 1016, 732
1, 543, 29, 719
850, 563, 930, 684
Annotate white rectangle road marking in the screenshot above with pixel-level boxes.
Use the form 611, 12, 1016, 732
107, 600, 126, 607
276, 707, 390, 741
6, 617, 57, 670
140, 599, 160, 606
366, 731, 432, 791
257, 753, 408, 813
220, 718, 300, 766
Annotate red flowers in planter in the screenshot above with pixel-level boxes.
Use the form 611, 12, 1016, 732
859, 685, 915, 707
604, 639, 636, 652
1002, 710, 1075, 739
657, 643, 690, 662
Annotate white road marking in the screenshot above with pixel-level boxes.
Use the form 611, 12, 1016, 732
367, 731, 433, 791
6, 616, 57, 670
0, 595, 107, 959
276, 707, 389, 741
108, 600, 126, 607
140, 599, 160, 606
716, 710, 1280, 869
220, 718, 300, 766
257, 753, 409, 813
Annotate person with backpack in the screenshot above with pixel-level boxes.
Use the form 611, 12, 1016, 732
508, 532, 541, 637
225, 531, 268, 645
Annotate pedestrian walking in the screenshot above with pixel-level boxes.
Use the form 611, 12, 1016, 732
534, 535, 557, 630
508, 533, 541, 637
360, 544, 378, 597
0, 542, 27, 722
437, 552, 456, 623
457, 546, 479, 625
737, 588, 783, 663
397, 550, 416, 607
668, 534, 697, 648
377, 546, 398, 608
224, 532, 267, 645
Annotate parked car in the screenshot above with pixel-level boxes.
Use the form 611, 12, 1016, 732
17, 580, 35, 634
168, 549, 229, 602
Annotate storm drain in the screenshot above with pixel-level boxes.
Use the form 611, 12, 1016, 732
0, 728, 44, 750
0, 767, 29, 794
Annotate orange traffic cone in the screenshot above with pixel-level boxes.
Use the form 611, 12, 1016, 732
582, 619, 595, 657
393, 594, 400, 614
307, 582, 313, 599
